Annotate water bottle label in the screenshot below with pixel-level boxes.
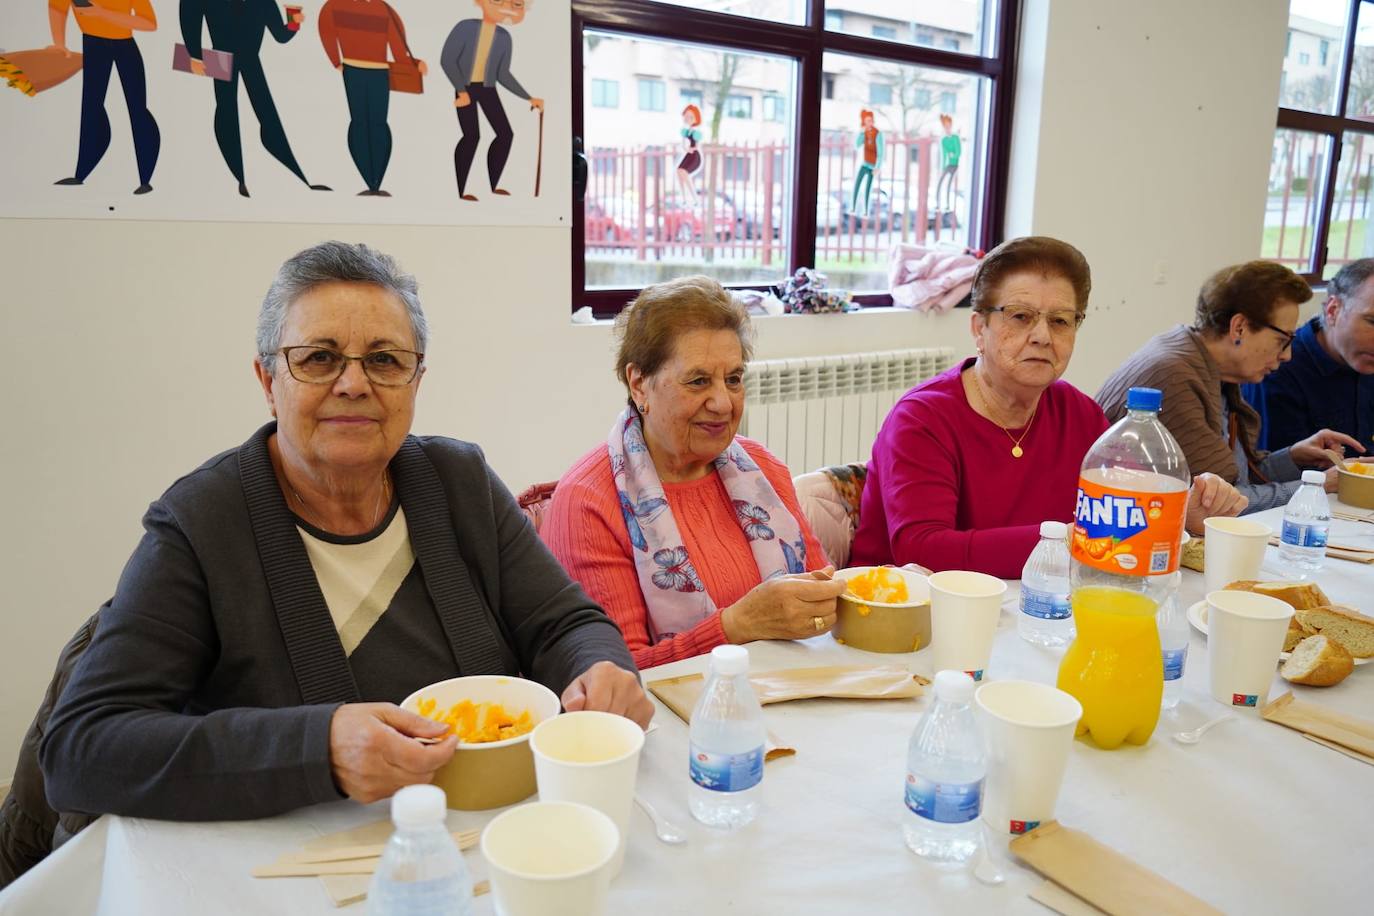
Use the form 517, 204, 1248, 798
904, 773, 983, 824
1281, 520, 1328, 549
1072, 479, 1186, 576
1021, 587, 1071, 620
1162, 645, 1187, 681
690, 744, 763, 793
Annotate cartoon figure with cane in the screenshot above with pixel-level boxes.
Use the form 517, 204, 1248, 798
675, 103, 702, 207
441, 0, 544, 202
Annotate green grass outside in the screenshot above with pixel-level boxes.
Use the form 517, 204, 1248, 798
1262, 219, 1367, 273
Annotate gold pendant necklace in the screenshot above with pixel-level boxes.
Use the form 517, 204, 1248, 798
969, 366, 1038, 459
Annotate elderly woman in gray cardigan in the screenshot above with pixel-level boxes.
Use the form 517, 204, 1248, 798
39, 242, 652, 823
1097, 260, 1363, 514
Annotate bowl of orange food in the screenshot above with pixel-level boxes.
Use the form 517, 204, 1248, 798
401, 675, 561, 810
1337, 461, 1374, 509
833, 566, 932, 654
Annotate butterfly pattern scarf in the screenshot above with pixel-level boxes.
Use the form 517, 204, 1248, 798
607, 407, 807, 643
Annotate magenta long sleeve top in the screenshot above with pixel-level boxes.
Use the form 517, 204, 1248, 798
849, 359, 1110, 579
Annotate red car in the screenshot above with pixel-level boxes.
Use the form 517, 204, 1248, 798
584, 197, 632, 242
651, 193, 737, 242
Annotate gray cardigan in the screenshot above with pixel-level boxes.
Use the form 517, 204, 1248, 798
40, 423, 634, 821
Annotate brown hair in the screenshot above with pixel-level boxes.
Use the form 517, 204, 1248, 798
614, 276, 754, 406
970, 236, 1092, 314
1193, 260, 1312, 337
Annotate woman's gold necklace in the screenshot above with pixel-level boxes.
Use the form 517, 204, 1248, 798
290, 473, 390, 532
969, 368, 1039, 459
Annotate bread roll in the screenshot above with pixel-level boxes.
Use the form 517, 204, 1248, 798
1294, 606, 1374, 658
1283, 616, 1315, 653
1222, 580, 1330, 610
1180, 537, 1205, 573
1280, 634, 1354, 686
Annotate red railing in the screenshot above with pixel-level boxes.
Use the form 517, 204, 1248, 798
584, 135, 956, 265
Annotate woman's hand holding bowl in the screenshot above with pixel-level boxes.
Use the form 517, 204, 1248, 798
720, 566, 848, 643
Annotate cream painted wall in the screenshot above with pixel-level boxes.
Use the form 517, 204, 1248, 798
0, 0, 1290, 771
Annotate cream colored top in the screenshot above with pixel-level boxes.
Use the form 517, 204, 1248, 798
297, 508, 415, 656
470, 21, 497, 83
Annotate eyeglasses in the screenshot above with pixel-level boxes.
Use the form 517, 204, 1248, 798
275, 346, 424, 387
982, 305, 1085, 337
1255, 321, 1296, 353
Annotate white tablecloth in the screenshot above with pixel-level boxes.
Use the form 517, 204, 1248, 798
4, 503, 1373, 915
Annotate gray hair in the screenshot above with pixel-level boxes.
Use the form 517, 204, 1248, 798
256, 241, 428, 372
1324, 258, 1374, 325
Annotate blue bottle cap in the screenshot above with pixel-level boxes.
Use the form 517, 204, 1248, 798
1125, 387, 1162, 412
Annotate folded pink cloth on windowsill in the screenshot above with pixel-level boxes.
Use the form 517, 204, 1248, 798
888, 243, 982, 313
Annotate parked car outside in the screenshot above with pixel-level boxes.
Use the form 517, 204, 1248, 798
648, 192, 737, 242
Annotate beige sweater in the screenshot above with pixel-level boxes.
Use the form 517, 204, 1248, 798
1095, 325, 1301, 513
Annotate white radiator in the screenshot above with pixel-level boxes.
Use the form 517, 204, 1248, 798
739, 347, 959, 473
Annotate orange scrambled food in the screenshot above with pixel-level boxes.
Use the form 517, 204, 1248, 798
416, 698, 534, 743
845, 568, 910, 605
1346, 462, 1374, 476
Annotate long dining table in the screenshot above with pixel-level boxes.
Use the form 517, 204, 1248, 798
2, 501, 1371, 915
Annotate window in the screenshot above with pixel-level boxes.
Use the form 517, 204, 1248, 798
638, 78, 666, 111
763, 93, 786, 122
591, 79, 619, 108
941, 91, 957, 113
1262, 0, 1371, 279
574, 1, 1017, 311
1287, 30, 1292, 57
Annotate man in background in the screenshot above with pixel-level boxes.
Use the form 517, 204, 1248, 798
47, 0, 161, 194
1252, 258, 1374, 455
441, 0, 543, 202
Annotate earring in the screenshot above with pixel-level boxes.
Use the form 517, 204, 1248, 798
1234, 337, 1241, 346
638, 402, 649, 415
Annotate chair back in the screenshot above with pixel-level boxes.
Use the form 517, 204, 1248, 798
792, 463, 868, 568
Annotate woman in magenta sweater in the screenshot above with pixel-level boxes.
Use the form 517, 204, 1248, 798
849, 236, 1246, 578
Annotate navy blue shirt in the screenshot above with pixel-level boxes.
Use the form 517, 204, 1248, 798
1252, 316, 1374, 452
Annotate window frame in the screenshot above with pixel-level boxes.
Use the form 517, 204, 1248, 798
1275, 0, 1371, 281
571, 0, 1021, 315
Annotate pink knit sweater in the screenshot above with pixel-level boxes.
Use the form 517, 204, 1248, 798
542, 437, 829, 669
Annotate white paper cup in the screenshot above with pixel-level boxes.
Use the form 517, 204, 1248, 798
530, 711, 644, 877
1203, 516, 1272, 594
976, 680, 1083, 836
928, 570, 1007, 682
1206, 590, 1292, 710
481, 801, 619, 916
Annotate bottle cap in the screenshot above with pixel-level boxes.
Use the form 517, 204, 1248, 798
710, 644, 749, 676
933, 670, 976, 704
1040, 520, 1068, 539
1302, 469, 1326, 485
1125, 387, 1162, 412
391, 784, 447, 829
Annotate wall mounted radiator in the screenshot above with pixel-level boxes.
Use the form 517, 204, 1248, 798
739, 347, 958, 473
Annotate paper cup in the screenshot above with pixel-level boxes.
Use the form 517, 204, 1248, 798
530, 711, 644, 877
976, 680, 1082, 836
481, 801, 619, 916
1206, 590, 1292, 709
928, 571, 1007, 682
1203, 516, 1271, 594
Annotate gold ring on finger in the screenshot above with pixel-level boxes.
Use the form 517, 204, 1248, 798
813, 615, 824, 632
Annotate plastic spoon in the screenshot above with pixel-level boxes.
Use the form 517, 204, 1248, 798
635, 794, 687, 845
1173, 714, 1234, 745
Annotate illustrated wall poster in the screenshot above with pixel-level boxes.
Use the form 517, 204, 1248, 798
0, 0, 570, 225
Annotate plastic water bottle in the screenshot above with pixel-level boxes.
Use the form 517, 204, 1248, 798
367, 784, 472, 916
689, 644, 765, 829
1071, 387, 1191, 608
902, 670, 985, 864
1019, 521, 1074, 648
1279, 470, 1331, 577
1156, 570, 1188, 710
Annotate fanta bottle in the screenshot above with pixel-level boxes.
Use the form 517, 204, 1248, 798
1060, 387, 1189, 749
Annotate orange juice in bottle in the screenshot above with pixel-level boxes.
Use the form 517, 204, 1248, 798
1055, 587, 1162, 749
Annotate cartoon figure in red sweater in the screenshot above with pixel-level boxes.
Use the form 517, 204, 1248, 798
318, 0, 427, 197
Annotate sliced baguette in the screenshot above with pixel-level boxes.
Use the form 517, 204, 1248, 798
1280, 634, 1354, 686
1294, 606, 1374, 658
1180, 537, 1205, 572
1223, 580, 1330, 611
1284, 616, 1316, 653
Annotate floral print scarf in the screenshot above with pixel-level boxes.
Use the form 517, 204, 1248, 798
607, 407, 807, 643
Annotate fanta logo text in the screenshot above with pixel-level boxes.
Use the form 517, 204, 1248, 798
1075, 491, 1148, 536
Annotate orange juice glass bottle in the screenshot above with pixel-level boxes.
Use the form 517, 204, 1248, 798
1056, 586, 1162, 750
